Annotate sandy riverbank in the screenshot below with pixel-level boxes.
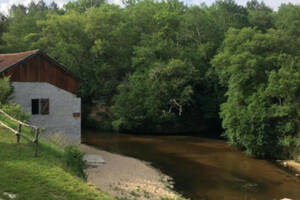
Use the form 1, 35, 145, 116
278, 160, 300, 177
277, 155, 300, 177
80, 144, 185, 200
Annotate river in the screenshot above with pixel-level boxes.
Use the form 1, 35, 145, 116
82, 131, 300, 200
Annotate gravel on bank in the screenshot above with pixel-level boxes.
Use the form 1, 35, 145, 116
80, 144, 185, 200
278, 160, 300, 176
277, 155, 300, 178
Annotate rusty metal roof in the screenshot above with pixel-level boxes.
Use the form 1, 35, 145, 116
0, 49, 40, 73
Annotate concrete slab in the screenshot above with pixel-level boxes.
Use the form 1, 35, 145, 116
83, 153, 105, 166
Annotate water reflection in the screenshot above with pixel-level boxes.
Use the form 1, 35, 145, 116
82, 131, 300, 200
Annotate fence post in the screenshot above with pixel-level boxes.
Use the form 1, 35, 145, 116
17, 123, 22, 143
34, 128, 40, 157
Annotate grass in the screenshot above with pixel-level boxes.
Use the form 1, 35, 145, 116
0, 110, 186, 200
0, 116, 115, 200
0, 111, 34, 137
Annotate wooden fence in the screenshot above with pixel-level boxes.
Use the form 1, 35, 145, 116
0, 109, 40, 157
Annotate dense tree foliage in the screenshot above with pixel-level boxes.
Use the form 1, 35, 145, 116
0, 0, 299, 158
212, 28, 300, 158
112, 59, 200, 131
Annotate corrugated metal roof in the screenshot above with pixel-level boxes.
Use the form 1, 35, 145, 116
0, 49, 40, 72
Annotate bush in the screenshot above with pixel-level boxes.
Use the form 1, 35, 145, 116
0, 103, 29, 121
279, 135, 300, 160
0, 77, 12, 104
64, 146, 87, 179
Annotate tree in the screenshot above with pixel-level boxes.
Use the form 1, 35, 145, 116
112, 59, 199, 132
247, 0, 274, 31
85, 4, 134, 100
208, 0, 249, 34
276, 4, 300, 54
64, 0, 106, 12
34, 11, 94, 96
0, 13, 7, 52
3, 0, 300, 145
49, 1, 59, 10
212, 27, 300, 158
2, 2, 49, 52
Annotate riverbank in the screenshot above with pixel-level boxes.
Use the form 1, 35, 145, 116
278, 156, 300, 177
82, 131, 300, 200
0, 127, 114, 200
80, 144, 185, 200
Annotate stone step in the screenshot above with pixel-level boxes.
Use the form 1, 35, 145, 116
83, 153, 105, 166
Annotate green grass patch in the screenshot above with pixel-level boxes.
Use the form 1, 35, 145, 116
0, 126, 115, 200
0, 110, 35, 137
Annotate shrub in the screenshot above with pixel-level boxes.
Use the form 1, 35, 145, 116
64, 146, 87, 179
1, 103, 29, 121
279, 135, 300, 160
0, 77, 12, 104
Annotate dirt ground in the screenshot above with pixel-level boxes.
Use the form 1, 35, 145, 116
80, 144, 184, 200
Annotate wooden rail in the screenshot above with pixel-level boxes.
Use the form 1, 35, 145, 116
0, 109, 38, 129
0, 109, 40, 157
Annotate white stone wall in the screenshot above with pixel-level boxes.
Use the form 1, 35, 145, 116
10, 82, 81, 144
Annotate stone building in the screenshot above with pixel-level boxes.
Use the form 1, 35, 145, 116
0, 50, 81, 144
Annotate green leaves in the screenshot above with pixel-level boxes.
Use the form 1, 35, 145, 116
212, 26, 300, 158
0, 77, 12, 104
1, 0, 300, 151
112, 59, 199, 131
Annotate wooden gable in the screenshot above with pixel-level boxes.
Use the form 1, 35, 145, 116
0, 50, 80, 95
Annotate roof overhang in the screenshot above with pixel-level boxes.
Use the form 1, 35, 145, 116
0, 49, 82, 82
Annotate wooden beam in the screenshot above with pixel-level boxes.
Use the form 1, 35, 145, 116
0, 109, 38, 129
0, 121, 18, 134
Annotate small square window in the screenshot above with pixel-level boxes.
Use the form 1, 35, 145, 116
32, 99, 39, 115
41, 99, 49, 115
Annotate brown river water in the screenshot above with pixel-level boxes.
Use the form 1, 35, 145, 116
82, 131, 300, 200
